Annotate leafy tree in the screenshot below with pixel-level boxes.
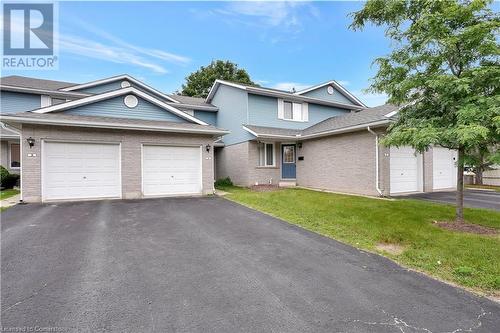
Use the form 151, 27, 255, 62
465, 145, 499, 184
180, 60, 257, 98
351, 0, 500, 222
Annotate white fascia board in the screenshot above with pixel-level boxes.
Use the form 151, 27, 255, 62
0, 85, 90, 98
294, 80, 367, 108
165, 102, 218, 112
60, 74, 180, 103
384, 110, 399, 118
0, 115, 229, 136
242, 125, 299, 140
205, 79, 248, 103
32, 87, 208, 125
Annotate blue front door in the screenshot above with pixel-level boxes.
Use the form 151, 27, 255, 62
282, 144, 296, 179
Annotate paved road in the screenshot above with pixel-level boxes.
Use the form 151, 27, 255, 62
400, 189, 500, 211
2, 197, 499, 332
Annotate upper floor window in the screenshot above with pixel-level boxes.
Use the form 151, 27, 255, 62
278, 99, 308, 122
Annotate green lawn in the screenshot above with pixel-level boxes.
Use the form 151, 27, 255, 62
218, 186, 500, 295
0, 189, 19, 200
466, 184, 500, 192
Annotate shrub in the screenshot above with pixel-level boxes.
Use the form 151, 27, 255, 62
0, 166, 19, 189
215, 177, 233, 188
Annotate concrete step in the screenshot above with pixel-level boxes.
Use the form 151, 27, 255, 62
279, 181, 296, 187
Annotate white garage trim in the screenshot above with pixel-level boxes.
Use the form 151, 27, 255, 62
390, 146, 423, 194
41, 140, 122, 202
141, 144, 203, 197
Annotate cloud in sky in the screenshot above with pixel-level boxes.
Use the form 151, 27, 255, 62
0, 14, 191, 74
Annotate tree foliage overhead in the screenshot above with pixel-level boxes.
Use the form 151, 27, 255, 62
350, 0, 499, 221
351, 0, 499, 152
180, 60, 257, 98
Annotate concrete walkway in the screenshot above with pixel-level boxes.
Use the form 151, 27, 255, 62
0, 193, 20, 209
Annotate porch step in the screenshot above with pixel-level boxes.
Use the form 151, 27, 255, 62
279, 181, 296, 187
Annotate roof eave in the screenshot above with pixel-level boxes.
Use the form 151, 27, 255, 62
0, 85, 91, 98
0, 115, 230, 136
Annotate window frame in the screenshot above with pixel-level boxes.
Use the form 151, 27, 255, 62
9, 142, 20, 169
278, 99, 308, 122
257, 142, 276, 167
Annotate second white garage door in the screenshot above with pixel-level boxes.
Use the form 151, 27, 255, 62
390, 146, 422, 194
142, 145, 202, 196
433, 147, 457, 190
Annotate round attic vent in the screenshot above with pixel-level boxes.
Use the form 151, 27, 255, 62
124, 95, 138, 108
121, 80, 131, 88
327, 85, 335, 95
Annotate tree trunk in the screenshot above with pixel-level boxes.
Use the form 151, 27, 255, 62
475, 167, 483, 185
456, 147, 465, 223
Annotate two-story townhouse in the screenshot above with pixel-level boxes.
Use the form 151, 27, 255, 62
208, 80, 458, 196
0, 75, 458, 202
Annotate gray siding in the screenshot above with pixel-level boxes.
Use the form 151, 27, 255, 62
247, 93, 349, 130
211, 85, 252, 145
1, 91, 41, 113
64, 95, 188, 122
194, 111, 217, 126
301, 85, 355, 105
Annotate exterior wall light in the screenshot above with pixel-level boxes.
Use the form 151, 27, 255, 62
206, 144, 211, 152
26, 137, 35, 148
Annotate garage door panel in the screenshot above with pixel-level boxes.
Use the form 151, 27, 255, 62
433, 147, 457, 190
390, 146, 422, 194
43, 142, 121, 201
142, 145, 202, 196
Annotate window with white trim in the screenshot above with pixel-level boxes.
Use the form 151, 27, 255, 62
258, 142, 275, 166
9, 143, 20, 168
278, 99, 308, 122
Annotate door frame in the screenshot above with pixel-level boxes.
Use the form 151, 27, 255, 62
141, 143, 203, 197
41, 139, 122, 202
281, 143, 297, 180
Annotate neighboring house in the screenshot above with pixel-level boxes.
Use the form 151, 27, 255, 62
0, 124, 20, 174
0, 74, 458, 203
208, 80, 458, 196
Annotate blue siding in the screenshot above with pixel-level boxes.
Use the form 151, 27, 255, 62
194, 110, 217, 126
247, 94, 348, 130
211, 85, 253, 145
0, 91, 41, 114
78, 81, 122, 94
64, 95, 188, 122
301, 85, 356, 105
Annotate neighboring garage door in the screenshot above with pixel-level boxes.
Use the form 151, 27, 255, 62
390, 146, 422, 194
42, 141, 121, 201
142, 145, 202, 196
433, 147, 457, 190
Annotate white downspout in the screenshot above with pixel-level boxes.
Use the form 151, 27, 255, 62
367, 126, 383, 196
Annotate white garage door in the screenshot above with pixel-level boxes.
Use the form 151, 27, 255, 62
142, 145, 202, 196
433, 147, 457, 190
42, 142, 121, 201
390, 146, 422, 194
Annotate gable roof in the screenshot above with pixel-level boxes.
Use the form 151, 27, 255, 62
0, 123, 20, 138
1, 112, 228, 136
59, 74, 180, 103
206, 80, 365, 111
242, 104, 399, 140
31, 87, 208, 125
294, 80, 367, 108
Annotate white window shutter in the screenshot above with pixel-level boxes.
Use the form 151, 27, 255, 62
292, 103, 302, 121
40, 95, 51, 108
277, 99, 284, 119
302, 103, 309, 121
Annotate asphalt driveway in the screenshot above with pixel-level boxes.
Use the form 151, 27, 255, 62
400, 189, 500, 211
2, 197, 499, 332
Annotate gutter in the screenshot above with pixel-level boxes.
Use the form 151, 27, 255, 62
0, 115, 230, 136
367, 126, 383, 196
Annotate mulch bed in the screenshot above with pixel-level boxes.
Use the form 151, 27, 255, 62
250, 185, 281, 192
434, 221, 498, 235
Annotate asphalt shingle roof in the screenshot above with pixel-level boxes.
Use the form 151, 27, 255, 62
167, 95, 215, 107
1, 75, 76, 90
2, 112, 227, 133
242, 104, 398, 138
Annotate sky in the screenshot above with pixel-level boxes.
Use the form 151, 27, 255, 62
2, 1, 394, 106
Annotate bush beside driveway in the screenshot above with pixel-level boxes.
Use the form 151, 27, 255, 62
218, 186, 500, 296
